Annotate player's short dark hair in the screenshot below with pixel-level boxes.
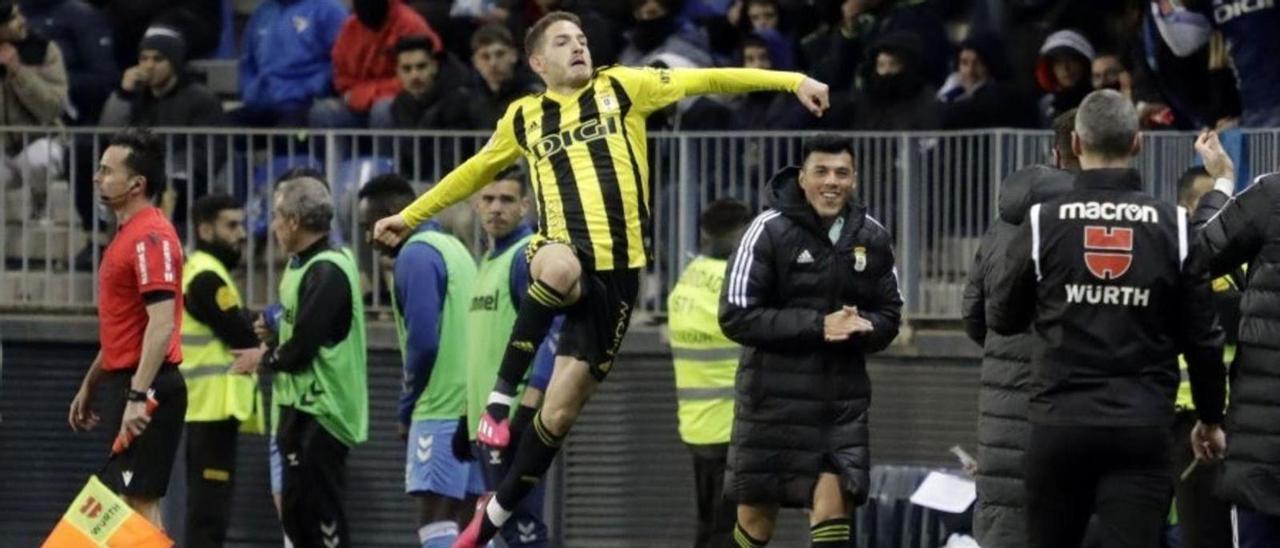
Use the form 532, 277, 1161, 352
192, 194, 240, 227
109, 128, 166, 199
1177, 165, 1212, 206
801, 134, 856, 166
358, 173, 417, 214
493, 164, 529, 196
741, 34, 768, 55
472, 23, 516, 54
525, 11, 582, 56
700, 199, 752, 240
395, 35, 438, 60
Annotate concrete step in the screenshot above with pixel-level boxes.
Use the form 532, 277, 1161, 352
3, 221, 87, 262
3, 180, 73, 224
0, 270, 95, 309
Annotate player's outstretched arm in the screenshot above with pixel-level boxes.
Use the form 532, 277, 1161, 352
375, 112, 523, 248
671, 68, 829, 116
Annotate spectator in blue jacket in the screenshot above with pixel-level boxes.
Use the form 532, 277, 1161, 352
20, 0, 117, 124
234, 0, 347, 127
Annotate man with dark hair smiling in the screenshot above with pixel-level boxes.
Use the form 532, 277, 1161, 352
720, 134, 902, 548
68, 128, 188, 531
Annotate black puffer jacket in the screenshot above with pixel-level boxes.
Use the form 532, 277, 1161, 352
1189, 174, 1280, 515
719, 166, 902, 507
961, 165, 1072, 548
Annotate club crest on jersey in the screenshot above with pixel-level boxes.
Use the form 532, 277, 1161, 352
1083, 225, 1133, 280
600, 94, 619, 113
853, 246, 867, 272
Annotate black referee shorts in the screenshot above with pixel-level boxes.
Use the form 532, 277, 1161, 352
557, 267, 640, 382
98, 365, 187, 499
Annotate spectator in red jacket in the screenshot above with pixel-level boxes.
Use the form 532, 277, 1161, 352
309, 0, 440, 128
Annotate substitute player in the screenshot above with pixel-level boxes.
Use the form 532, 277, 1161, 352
357, 174, 481, 548
372, 11, 829, 546
68, 128, 188, 529
457, 166, 559, 548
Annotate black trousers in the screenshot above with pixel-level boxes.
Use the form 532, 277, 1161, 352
1171, 412, 1231, 548
1026, 424, 1173, 548
688, 443, 736, 548
186, 419, 240, 548
278, 407, 350, 548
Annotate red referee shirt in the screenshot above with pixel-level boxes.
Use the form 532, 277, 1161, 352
98, 207, 184, 371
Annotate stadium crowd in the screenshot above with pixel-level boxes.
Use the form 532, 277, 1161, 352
0, 0, 1276, 135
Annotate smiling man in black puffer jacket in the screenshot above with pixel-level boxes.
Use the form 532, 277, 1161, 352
719, 134, 902, 548
962, 163, 1073, 548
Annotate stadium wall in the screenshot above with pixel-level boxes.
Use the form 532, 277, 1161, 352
0, 317, 978, 546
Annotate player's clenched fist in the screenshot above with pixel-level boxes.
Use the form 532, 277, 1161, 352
373, 214, 411, 248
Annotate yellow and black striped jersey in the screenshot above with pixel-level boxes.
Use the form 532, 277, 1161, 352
400, 65, 805, 271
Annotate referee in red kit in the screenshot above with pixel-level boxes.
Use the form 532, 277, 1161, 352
68, 128, 188, 530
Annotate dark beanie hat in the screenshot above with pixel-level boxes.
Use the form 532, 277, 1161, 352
0, 2, 15, 24
139, 25, 187, 67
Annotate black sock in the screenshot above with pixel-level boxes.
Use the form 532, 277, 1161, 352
733, 522, 768, 547
809, 518, 850, 547
494, 412, 563, 511
487, 279, 566, 421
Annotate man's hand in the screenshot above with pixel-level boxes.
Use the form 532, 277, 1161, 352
1191, 421, 1227, 461
824, 306, 872, 341
121, 65, 145, 93
451, 415, 475, 461
68, 384, 100, 431
253, 314, 276, 345
373, 214, 412, 248
795, 77, 830, 118
231, 345, 266, 374
0, 43, 18, 70
1195, 130, 1235, 182
119, 400, 152, 443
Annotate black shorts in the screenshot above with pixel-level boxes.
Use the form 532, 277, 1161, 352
98, 365, 187, 498
557, 267, 640, 381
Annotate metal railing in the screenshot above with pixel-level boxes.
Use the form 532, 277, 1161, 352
2, 126, 1273, 319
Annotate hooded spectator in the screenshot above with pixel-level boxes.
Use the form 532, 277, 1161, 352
731, 32, 811, 130
938, 32, 1036, 129
19, 0, 117, 124
619, 0, 712, 67
801, 0, 949, 93
235, 0, 348, 127
1035, 29, 1095, 127
313, 0, 438, 128
848, 30, 939, 131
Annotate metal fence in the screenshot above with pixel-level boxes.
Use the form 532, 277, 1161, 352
2, 126, 1274, 319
